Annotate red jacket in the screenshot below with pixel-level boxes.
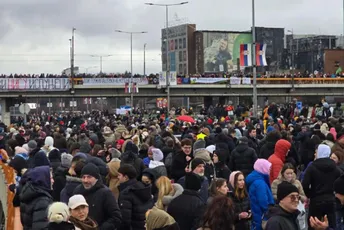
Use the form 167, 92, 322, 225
268, 139, 291, 184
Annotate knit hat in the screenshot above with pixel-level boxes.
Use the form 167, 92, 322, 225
22, 144, 29, 153
239, 136, 249, 144
9, 156, 28, 176
215, 127, 222, 134
79, 142, 92, 154
277, 181, 299, 202
334, 175, 344, 194
28, 140, 37, 150
45, 136, 54, 147
253, 159, 271, 175
191, 158, 205, 171
48, 202, 70, 223
317, 144, 331, 159
185, 172, 202, 191
81, 163, 100, 180
152, 148, 164, 162
61, 153, 73, 168
118, 164, 137, 180
193, 139, 206, 151
229, 171, 241, 189
15, 146, 28, 155
109, 148, 121, 159
68, 195, 89, 209
206, 145, 216, 154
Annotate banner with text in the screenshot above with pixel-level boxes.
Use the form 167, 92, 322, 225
190, 78, 230, 84
82, 77, 149, 86
0, 78, 70, 91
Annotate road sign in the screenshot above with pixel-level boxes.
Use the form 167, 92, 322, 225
70, 101, 77, 107
47, 102, 53, 108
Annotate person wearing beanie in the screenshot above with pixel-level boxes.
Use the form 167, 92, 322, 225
73, 163, 122, 230
265, 182, 301, 230
47, 202, 75, 230
121, 141, 145, 180
176, 158, 209, 203
230, 136, 258, 177
20, 166, 53, 229
167, 172, 206, 230
117, 164, 154, 230
193, 148, 215, 182
193, 139, 206, 152
245, 159, 274, 230
302, 144, 341, 229
49, 149, 62, 174
268, 139, 291, 184
60, 156, 87, 204
28, 140, 37, 151
149, 148, 167, 178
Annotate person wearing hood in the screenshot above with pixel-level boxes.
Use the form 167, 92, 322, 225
229, 137, 258, 177
302, 144, 340, 229
106, 147, 121, 200
60, 156, 87, 204
121, 141, 145, 180
49, 148, 62, 174
259, 130, 281, 159
271, 163, 306, 203
265, 182, 302, 230
245, 159, 275, 230
42, 136, 57, 156
268, 139, 291, 184
145, 206, 179, 230
47, 202, 76, 230
212, 148, 231, 180
73, 163, 122, 230
20, 165, 53, 230
142, 168, 159, 201
149, 148, 167, 178
117, 164, 154, 230
177, 158, 209, 203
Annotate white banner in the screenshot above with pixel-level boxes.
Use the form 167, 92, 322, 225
0, 78, 70, 91
229, 77, 241, 85
242, 77, 251, 85
169, 71, 177, 86
159, 72, 167, 86
82, 77, 148, 86
190, 78, 230, 84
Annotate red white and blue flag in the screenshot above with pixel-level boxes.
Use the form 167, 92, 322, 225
240, 44, 252, 67
256, 43, 267, 66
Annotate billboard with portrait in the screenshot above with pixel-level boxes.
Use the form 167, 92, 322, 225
203, 32, 252, 73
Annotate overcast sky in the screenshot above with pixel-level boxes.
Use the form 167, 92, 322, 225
0, 0, 343, 75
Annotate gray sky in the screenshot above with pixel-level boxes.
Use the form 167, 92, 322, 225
0, 0, 343, 75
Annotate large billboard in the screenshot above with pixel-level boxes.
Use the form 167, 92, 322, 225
203, 32, 252, 73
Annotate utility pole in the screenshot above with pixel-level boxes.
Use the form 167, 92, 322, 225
144, 43, 147, 76
71, 28, 76, 113
252, 0, 258, 118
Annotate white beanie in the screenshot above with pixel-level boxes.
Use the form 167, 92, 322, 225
48, 202, 70, 223
45, 136, 54, 147
152, 148, 164, 162
317, 144, 331, 159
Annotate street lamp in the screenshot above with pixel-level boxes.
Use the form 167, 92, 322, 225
145, 1, 189, 114
115, 30, 147, 109
144, 43, 147, 76
83, 66, 98, 73
287, 29, 294, 71
251, 0, 258, 118
90, 55, 113, 73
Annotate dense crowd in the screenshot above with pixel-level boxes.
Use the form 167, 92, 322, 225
2, 100, 344, 230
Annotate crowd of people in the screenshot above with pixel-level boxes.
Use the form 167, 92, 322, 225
1, 100, 344, 230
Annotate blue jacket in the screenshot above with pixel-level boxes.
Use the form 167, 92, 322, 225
246, 170, 274, 230
177, 175, 209, 203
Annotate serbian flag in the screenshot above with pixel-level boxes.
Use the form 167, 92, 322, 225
256, 43, 267, 66
133, 82, 139, 93
124, 83, 129, 93
240, 44, 252, 67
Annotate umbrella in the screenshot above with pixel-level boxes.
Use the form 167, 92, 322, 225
177, 115, 195, 123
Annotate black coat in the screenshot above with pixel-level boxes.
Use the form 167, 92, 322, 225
171, 152, 192, 181
229, 192, 251, 230
60, 176, 82, 203
52, 166, 69, 202
121, 151, 146, 180
20, 182, 53, 230
48, 222, 76, 230
73, 180, 122, 230
118, 179, 154, 230
154, 222, 180, 230
167, 190, 206, 230
214, 163, 231, 181
266, 205, 300, 230
302, 158, 341, 202
229, 143, 257, 176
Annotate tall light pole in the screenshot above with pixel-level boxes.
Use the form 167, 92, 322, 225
145, 2, 189, 114
144, 43, 147, 76
252, 0, 258, 118
90, 55, 113, 73
71, 28, 76, 113
287, 29, 294, 71
115, 30, 147, 109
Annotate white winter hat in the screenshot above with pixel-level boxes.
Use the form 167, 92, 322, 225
48, 202, 70, 223
152, 148, 164, 162
45, 136, 54, 147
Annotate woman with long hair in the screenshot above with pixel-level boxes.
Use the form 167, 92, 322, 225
229, 171, 251, 230
198, 196, 235, 230
207, 178, 229, 205
155, 176, 183, 211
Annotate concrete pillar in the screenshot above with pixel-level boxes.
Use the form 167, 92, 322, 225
183, 97, 190, 109
204, 96, 212, 109
0, 99, 10, 126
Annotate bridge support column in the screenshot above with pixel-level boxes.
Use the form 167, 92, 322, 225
204, 97, 213, 109
0, 99, 10, 126
183, 97, 190, 109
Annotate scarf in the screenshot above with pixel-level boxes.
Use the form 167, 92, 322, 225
69, 216, 98, 230
146, 206, 176, 230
